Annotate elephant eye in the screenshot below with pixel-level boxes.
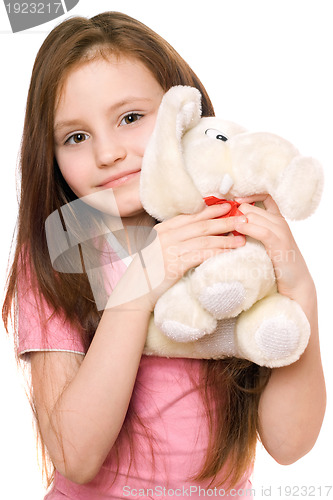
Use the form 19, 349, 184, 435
205, 128, 228, 142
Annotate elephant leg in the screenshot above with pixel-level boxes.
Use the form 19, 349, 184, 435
143, 316, 238, 359
154, 275, 217, 342
191, 238, 276, 319
235, 293, 310, 368
195, 318, 239, 358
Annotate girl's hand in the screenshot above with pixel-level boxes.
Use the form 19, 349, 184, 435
107, 203, 247, 311
234, 194, 315, 303
146, 203, 248, 308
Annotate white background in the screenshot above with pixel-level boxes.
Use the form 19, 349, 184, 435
0, 1, 332, 499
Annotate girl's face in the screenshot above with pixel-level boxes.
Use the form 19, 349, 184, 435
54, 56, 164, 218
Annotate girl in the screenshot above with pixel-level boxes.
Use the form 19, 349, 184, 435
2, 11, 326, 499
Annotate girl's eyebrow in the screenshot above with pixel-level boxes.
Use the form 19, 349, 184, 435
111, 96, 153, 110
54, 96, 154, 134
54, 119, 83, 134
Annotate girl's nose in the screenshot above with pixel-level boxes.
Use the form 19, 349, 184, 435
94, 136, 127, 168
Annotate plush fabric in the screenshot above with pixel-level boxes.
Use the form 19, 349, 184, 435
140, 86, 324, 367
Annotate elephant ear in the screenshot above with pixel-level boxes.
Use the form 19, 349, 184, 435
140, 86, 206, 221
273, 155, 324, 220
229, 131, 324, 221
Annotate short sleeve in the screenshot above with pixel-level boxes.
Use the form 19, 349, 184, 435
17, 273, 86, 358
16, 230, 132, 358
17, 239, 130, 358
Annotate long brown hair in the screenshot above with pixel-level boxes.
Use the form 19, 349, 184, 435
2, 11, 271, 489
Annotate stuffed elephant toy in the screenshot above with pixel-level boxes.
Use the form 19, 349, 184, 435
140, 86, 323, 368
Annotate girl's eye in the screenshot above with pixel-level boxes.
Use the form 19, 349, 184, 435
120, 113, 143, 126
66, 133, 89, 145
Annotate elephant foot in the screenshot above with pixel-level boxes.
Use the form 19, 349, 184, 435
198, 281, 246, 319
236, 294, 310, 368
154, 276, 217, 343
254, 316, 301, 360
159, 320, 204, 342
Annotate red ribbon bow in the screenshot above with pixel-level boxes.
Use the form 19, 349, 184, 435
203, 196, 244, 236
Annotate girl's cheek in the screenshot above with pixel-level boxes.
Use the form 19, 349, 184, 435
56, 158, 81, 194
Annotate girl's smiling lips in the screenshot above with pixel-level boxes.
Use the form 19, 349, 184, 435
98, 169, 141, 189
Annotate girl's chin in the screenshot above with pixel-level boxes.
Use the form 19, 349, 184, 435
118, 206, 147, 219
76, 186, 144, 219
113, 193, 145, 218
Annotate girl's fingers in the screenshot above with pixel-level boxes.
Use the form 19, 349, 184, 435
172, 214, 248, 241
238, 201, 283, 225
234, 210, 289, 252
166, 237, 245, 276
239, 206, 278, 226
261, 195, 281, 215
176, 247, 231, 273
159, 203, 232, 230
235, 194, 282, 216
234, 219, 275, 246
162, 233, 246, 269
178, 233, 246, 255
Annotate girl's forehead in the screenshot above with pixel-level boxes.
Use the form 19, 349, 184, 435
58, 53, 121, 90
65, 50, 147, 80
55, 54, 151, 108
54, 55, 163, 119
58, 53, 153, 92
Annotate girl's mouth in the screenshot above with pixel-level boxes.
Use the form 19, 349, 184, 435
99, 170, 141, 189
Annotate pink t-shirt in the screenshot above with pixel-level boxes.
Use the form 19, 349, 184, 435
17, 254, 253, 499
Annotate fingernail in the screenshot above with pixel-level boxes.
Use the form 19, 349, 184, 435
236, 216, 247, 223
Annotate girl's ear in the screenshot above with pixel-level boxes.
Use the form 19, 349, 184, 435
140, 86, 206, 221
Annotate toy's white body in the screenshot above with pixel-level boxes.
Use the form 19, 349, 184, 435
140, 86, 323, 368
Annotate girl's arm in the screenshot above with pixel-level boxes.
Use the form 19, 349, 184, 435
31, 203, 246, 484
235, 196, 326, 464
